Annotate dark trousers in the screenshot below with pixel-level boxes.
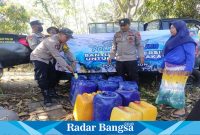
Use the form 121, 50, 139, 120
32, 60, 57, 90
186, 99, 200, 120
52, 59, 63, 85
116, 60, 139, 83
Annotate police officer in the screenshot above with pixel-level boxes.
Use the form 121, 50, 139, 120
27, 20, 45, 50
108, 18, 144, 84
30, 28, 74, 106
47, 26, 59, 36
46, 26, 61, 87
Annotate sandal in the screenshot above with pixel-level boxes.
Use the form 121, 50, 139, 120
171, 113, 186, 118
171, 110, 186, 118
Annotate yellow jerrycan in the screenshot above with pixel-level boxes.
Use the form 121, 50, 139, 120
129, 101, 157, 121
110, 106, 142, 121
73, 93, 95, 121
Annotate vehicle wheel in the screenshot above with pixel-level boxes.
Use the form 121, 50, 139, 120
0, 68, 3, 78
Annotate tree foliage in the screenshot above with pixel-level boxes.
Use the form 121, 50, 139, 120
32, 0, 91, 33
95, 2, 115, 21
114, 0, 142, 19
32, 0, 73, 28
0, 3, 30, 34
3, 0, 200, 34
139, 0, 200, 21
96, 0, 144, 21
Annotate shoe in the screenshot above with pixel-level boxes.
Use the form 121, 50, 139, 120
49, 88, 62, 99
42, 89, 52, 107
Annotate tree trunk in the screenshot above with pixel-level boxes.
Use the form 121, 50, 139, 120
114, 0, 143, 19
82, 0, 88, 33
38, 0, 58, 27
70, 0, 79, 32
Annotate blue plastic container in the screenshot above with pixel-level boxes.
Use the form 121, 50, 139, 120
71, 80, 97, 106
88, 74, 106, 80
70, 75, 87, 104
93, 91, 122, 121
119, 81, 138, 91
108, 76, 123, 83
88, 74, 106, 84
116, 88, 140, 106
98, 81, 119, 91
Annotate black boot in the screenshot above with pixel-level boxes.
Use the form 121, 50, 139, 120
49, 88, 61, 99
42, 89, 52, 107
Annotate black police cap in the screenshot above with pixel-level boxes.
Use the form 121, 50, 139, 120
47, 26, 59, 34
30, 20, 43, 26
119, 18, 130, 26
59, 28, 73, 38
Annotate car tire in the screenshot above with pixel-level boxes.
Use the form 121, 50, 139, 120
0, 68, 3, 79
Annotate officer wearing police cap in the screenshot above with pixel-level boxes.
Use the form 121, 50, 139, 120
108, 18, 144, 84
118, 18, 130, 26
47, 26, 59, 36
30, 27, 74, 106
27, 20, 45, 50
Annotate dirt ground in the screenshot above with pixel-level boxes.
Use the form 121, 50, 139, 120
0, 64, 200, 120
0, 64, 74, 120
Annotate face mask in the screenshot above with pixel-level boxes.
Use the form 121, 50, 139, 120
38, 26, 43, 32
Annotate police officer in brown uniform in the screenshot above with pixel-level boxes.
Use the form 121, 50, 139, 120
47, 26, 59, 36
27, 20, 45, 50
30, 28, 74, 106
108, 18, 144, 84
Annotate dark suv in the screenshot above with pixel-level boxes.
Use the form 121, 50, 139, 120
0, 34, 31, 77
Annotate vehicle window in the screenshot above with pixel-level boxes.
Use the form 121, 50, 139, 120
162, 22, 170, 30
130, 22, 144, 31
114, 23, 120, 32
146, 21, 160, 31
88, 24, 96, 33
187, 23, 200, 31
88, 21, 144, 33
107, 23, 115, 33
96, 24, 106, 33
186, 22, 200, 39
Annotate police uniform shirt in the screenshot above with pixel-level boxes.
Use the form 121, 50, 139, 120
30, 34, 69, 70
27, 32, 45, 50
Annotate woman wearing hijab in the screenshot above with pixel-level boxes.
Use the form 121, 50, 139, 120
156, 20, 196, 118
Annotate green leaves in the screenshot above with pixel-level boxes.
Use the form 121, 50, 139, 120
139, 0, 200, 21
0, 3, 30, 34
